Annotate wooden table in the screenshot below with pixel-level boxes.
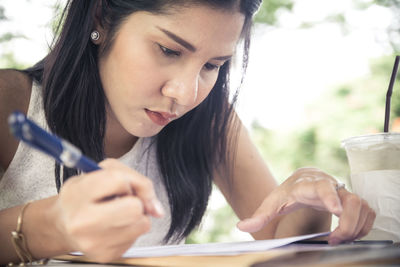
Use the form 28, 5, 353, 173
53, 242, 400, 267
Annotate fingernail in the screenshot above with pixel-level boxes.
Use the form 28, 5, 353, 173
240, 218, 252, 223
237, 218, 262, 233
237, 222, 248, 232
237, 219, 249, 227
152, 199, 165, 217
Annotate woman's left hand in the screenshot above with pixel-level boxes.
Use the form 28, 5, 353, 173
237, 167, 376, 244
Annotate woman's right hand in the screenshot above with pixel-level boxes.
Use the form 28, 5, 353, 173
51, 158, 164, 262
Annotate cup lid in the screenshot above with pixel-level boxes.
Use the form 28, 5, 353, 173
341, 132, 400, 148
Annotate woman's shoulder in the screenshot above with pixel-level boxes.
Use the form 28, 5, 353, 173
0, 69, 32, 112
0, 69, 32, 170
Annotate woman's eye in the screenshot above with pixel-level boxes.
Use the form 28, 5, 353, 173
204, 63, 220, 71
159, 45, 181, 57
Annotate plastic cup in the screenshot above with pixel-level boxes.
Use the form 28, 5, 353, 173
342, 133, 400, 242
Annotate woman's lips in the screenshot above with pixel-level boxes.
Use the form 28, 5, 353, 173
145, 109, 177, 126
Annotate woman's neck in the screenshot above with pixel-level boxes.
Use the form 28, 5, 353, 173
104, 109, 138, 159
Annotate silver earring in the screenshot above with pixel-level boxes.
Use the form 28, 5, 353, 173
90, 30, 100, 41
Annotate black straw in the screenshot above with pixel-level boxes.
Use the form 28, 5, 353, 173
384, 55, 400, 132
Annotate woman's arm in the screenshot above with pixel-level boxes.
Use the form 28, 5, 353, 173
0, 197, 70, 263
0, 71, 163, 264
0, 70, 66, 263
214, 122, 280, 239
214, 122, 329, 239
0, 69, 31, 170
215, 118, 375, 243
0, 159, 164, 264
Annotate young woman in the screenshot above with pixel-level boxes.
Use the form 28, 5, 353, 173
0, 0, 375, 264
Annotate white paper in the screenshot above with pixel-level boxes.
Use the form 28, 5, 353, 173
121, 232, 330, 257
70, 232, 329, 258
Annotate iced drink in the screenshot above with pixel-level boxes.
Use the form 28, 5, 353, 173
342, 133, 400, 242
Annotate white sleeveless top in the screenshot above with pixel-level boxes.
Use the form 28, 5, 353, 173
0, 82, 177, 246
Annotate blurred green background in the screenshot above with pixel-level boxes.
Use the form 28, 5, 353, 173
1, 0, 399, 244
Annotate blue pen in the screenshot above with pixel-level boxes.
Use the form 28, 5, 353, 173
8, 111, 100, 173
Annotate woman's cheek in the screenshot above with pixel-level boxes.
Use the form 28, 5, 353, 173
198, 73, 219, 100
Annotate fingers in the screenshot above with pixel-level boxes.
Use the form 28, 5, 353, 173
314, 179, 343, 216
288, 169, 343, 213
237, 169, 343, 234
82, 171, 134, 201
237, 215, 269, 233
237, 189, 292, 233
352, 199, 370, 237
88, 159, 164, 217
76, 206, 152, 263
62, 194, 152, 262
356, 208, 376, 239
329, 191, 374, 245
55, 158, 162, 262
94, 196, 146, 228
237, 167, 375, 243
288, 175, 343, 216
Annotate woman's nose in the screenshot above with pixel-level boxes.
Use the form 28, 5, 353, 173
161, 73, 199, 107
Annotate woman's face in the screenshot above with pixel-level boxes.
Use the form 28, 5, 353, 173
98, 5, 244, 138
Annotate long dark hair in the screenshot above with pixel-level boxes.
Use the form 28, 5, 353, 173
24, 0, 261, 243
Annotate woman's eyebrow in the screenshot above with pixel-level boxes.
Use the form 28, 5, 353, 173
212, 55, 232, 61
157, 26, 197, 52
156, 26, 233, 61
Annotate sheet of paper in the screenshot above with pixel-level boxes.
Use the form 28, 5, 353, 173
121, 232, 330, 258
70, 232, 329, 258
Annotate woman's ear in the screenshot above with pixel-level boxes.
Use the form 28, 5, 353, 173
90, 1, 106, 45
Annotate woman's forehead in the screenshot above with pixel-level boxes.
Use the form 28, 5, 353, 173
121, 6, 245, 50
156, 0, 241, 15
